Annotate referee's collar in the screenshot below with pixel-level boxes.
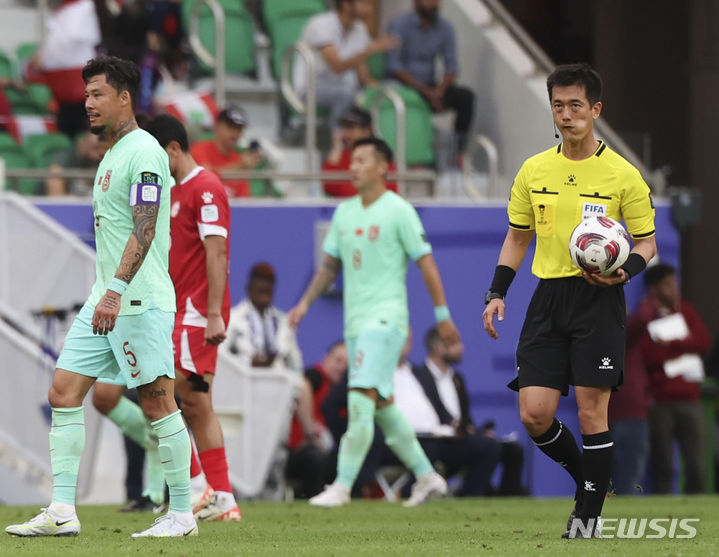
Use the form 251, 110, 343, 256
556, 140, 606, 157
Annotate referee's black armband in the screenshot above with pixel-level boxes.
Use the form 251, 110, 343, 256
489, 265, 516, 297
620, 253, 647, 281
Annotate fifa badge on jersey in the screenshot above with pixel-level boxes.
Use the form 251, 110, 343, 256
101, 169, 112, 192
201, 204, 219, 222
369, 225, 380, 242
582, 202, 607, 220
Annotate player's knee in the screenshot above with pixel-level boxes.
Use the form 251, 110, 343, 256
577, 406, 607, 432
91, 388, 118, 415
48, 385, 80, 409
520, 407, 553, 435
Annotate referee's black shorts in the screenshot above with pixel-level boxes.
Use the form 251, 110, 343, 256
512, 277, 626, 395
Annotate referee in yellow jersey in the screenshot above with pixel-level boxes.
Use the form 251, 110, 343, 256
482, 64, 657, 539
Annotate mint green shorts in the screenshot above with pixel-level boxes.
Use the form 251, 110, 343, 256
346, 325, 406, 400
56, 302, 175, 389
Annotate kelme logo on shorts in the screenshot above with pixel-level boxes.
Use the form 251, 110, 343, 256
599, 357, 614, 370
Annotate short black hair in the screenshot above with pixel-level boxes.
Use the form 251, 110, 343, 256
249, 262, 275, 283
144, 114, 190, 152
546, 63, 602, 105
644, 263, 675, 287
326, 339, 345, 354
424, 327, 442, 353
82, 55, 141, 110
352, 136, 394, 164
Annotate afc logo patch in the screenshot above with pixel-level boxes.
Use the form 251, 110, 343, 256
101, 169, 112, 192
369, 225, 380, 242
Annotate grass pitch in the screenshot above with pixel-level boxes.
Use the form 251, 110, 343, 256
1, 496, 718, 557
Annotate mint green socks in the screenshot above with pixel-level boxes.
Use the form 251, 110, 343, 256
375, 404, 433, 478
106, 396, 165, 505
50, 406, 85, 506
152, 410, 191, 514
335, 391, 377, 489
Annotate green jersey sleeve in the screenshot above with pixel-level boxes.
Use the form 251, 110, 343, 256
398, 202, 431, 261
322, 207, 341, 258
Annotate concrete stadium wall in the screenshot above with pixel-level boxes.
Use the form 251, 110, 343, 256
34, 200, 678, 497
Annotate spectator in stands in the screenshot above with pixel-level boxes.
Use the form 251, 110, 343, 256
632, 263, 711, 494
294, 0, 399, 129
190, 106, 265, 198
399, 327, 524, 496
608, 313, 651, 495
386, 0, 475, 154
45, 132, 108, 195
223, 262, 302, 372
27, 0, 102, 137
322, 105, 398, 197
287, 341, 349, 498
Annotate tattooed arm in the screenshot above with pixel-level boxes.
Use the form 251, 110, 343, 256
92, 204, 159, 335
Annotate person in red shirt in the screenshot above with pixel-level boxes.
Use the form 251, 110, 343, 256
286, 341, 348, 498
190, 105, 263, 197
631, 263, 711, 494
145, 114, 241, 520
322, 105, 398, 197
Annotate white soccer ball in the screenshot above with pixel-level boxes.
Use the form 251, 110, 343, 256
569, 216, 631, 276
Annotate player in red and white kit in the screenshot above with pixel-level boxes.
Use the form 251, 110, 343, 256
145, 114, 241, 521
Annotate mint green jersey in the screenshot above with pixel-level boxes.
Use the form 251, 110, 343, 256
323, 191, 432, 337
89, 128, 175, 315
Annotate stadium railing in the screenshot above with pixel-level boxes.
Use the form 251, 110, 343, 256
280, 41, 318, 173
187, 0, 227, 108
2, 167, 439, 198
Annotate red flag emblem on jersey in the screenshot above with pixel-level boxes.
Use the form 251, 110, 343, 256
355, 228, 363, 236
102, 169, 112, 192
369, 225, 380, 242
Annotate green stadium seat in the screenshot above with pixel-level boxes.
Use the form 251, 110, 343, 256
3, 85, 44, 115
262, 0, 326, 79
361, 86, 435, 167
0, 50, 14, 80
15, 42, 38, 68
26, 83, 54, 113
23, 132, 73, 168
183, 0, 256, 76
0, 131, 19, 151
367, 53, 386, 81
0, 136, 38, 194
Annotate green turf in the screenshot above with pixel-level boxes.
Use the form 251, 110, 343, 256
1, 496, 718, 556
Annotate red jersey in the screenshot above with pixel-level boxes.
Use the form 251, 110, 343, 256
288, 365, 333, 449
190, 140, 251, 197
169, 166, 231, 323
322, 150, 399, 197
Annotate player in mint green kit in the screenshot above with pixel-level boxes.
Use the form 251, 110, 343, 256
289, 137, 463, 507
6, 56, 195, 539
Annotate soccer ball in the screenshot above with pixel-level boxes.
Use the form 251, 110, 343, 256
569, 216, 631, 276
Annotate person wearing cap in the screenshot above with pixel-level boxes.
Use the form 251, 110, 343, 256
322, 105, 398, 197
190, 106, 265, 197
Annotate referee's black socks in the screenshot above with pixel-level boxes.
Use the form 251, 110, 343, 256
580, 430, 613, 522
530, 419, 584, 507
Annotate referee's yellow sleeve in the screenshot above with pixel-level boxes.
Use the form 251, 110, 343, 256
622, 168, 656, 239
507, 165, 534, 231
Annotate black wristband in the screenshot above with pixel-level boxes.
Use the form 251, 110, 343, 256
620, 253, 647, 281
489, 265, 516, 297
